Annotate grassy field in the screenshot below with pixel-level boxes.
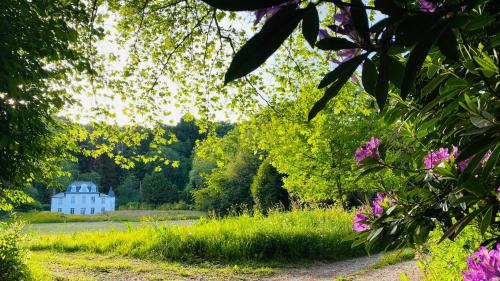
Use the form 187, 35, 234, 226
29, 207, 365, 262
9, 210, 205, 223
26, 220, 196, 235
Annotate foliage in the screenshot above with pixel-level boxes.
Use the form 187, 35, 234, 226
193, 129, 259, 214
117, 174, 142, 206
137, 172, 180, 204
418, 226, 482, 281
200, 0, 499, 250
30, 207, 366, 262
0, 0, 93, 210
251, 158, 290, 214
0, 221, 31, 281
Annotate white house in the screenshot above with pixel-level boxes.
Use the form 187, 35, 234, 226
50, 181, 115, 215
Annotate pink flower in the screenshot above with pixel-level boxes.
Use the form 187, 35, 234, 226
355, 136, 381, 165
253, 1, 298, 25
482, 150, 493, 166
424, 146, 455, 169
353, 207, 371, 232
462, 244, 500, 281
418, 0, 437, 12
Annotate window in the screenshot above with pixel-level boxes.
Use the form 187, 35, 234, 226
80, 208, 85, 215
71, 196, 75, 203
82, 196, 86, 204
70, 208, 75, 214
91, 196, 95, 203
57, 208, 62, 213
91, 208, 95, 215
71, 186, 76, 192
58, 198, 62, 206
101, 207, 105, 213
101, 198, 105, 204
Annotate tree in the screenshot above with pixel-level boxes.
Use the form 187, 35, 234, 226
200, 0, 499, 251
142, 172, 179, 204
117, 174, 142, 206
193, 128, 259, 215
0, 0, 93, 210
251, 158, 290, 215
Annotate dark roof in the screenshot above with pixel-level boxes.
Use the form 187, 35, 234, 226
66, 181, 99, 193
108, 186, 115, 197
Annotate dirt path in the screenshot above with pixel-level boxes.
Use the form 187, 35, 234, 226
264, 254, 420, 281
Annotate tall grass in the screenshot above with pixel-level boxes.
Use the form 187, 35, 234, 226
29, 207, 364, 262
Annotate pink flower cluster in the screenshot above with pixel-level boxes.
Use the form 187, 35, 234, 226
353, 192, 396, 233
355, 137, 381, 165
458, 150, 493, 172
424, 145, 459, 169
425, 145, 493, 172
462, 244, 500, 281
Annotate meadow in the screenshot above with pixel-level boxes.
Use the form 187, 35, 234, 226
10, 209, 205, 224
29, 207, 365, 262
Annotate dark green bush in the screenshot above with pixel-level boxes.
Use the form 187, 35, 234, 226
251, 158, 290, 215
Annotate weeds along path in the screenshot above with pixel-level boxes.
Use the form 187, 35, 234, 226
263, 253, 379, 281
265, 258, 420, 281
30, 251, 420, 281
263, 256, 420, 281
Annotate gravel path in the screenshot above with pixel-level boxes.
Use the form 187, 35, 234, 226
263, 254, 420, 281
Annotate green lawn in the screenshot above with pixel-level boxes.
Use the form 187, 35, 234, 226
9, 210, 205, 224
26, 220, 197, 235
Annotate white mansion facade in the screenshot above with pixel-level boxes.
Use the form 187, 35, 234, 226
50, 181, 115, 215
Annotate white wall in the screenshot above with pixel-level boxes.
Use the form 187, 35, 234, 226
50, 193, 115, 215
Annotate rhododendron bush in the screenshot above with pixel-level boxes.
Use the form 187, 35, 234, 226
200, 0, 499, 278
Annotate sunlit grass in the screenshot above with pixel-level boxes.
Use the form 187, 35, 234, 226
29, 207, 364, 262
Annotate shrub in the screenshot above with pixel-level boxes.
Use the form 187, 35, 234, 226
418, 226, 482, 280
251, 158, 290, 215
0, 221, 31, 281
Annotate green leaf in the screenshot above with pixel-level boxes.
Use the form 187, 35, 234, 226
355, 165, 384, 182
421, 74, 449, 97
350, 0, 370, 43
386, 56, 404, 88
316, 37, 358, 51
374, 0, 402, 15
362, 58, 377, 97
224, 5, 304, 84
437, 28, 459, 61
376, 53, 389, 110
481, 144, 499, 180
302, 5, 319, 48
480, 206, 493, 235
400, 21, 448, 99
309, 55, 366, 120
367, 227, 384, 242
439, 208, 483, 243
318, 55, 366, 89
201, 0, 292, 11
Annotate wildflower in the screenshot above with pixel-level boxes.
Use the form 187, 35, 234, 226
355, 136, 381, 165
462, 244, 500, 281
